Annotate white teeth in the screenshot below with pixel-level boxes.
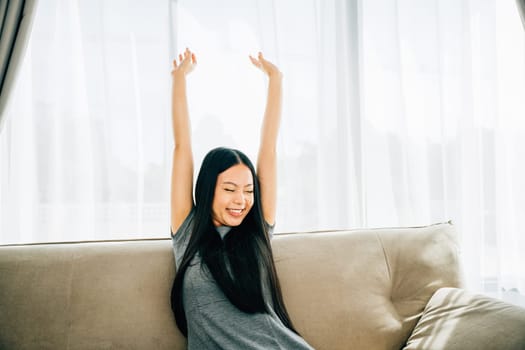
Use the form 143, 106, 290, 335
229, 209, 242, 213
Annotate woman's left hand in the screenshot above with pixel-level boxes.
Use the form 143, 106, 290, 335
249, 52, 282, 79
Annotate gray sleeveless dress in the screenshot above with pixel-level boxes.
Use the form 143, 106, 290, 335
171, 209, 314, 350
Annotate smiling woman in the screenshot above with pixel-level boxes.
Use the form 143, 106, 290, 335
167, 47, 315, 347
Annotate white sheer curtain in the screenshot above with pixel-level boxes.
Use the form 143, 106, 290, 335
0, 0, 172, 243
1, 0, 524, 305
358, 0, 525, 305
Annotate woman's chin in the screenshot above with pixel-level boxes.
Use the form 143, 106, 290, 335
225, 219, 243, 227
214, 211, 247, 227
224, 214, 245, 227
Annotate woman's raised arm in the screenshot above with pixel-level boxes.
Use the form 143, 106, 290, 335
171, 49, 197, 235
249, 53, 283, 226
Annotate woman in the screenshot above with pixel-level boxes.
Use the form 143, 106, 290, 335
169, 48, 314, 349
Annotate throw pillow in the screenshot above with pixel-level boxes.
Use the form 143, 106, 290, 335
403, 287, 525, 350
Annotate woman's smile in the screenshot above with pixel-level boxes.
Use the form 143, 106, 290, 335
227, 208, 245, 216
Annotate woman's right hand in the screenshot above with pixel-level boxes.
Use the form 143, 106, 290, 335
249, 52, 282, 79
172, 48, 197, 77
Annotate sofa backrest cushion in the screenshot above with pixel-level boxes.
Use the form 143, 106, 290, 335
0, 240, 184, 349
0, 222, 461, 349
272, 222, 462, 350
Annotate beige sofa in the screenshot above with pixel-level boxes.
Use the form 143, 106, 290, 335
1, 222, 524, 349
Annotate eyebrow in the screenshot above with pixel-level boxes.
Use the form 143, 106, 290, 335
221, 181, 253, 187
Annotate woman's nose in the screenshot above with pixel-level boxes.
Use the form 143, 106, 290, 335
233, 191, 245, 204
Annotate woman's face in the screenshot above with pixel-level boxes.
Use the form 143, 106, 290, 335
212, 163, 254, 227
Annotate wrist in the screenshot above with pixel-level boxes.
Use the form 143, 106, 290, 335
172, 70, 188, 81
268, 71, 283, 80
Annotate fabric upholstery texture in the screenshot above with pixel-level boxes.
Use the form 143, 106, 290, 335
0, 241, 184, 349
403, 287, 525, 350
1, 223, 463, 349
272, 223, 462, 350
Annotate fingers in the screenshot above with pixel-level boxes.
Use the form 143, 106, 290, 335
181, 49, 190, 64
174, 48, 195, 63
249, 52, 264, 70
258, 52, 269, 67
249, 55, 260, 68
172, 48, 197, 75
182, 48, 197, 64
250, 52, 281, 78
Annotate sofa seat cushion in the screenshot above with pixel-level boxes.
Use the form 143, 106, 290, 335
403, 287, 525, 350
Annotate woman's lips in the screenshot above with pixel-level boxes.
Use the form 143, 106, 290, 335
227, 208, 244, 217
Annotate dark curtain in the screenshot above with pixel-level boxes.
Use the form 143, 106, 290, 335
517, 0, 525, 31
0, 0, 38, 134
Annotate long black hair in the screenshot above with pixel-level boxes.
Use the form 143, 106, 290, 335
170, 147, 299, 337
